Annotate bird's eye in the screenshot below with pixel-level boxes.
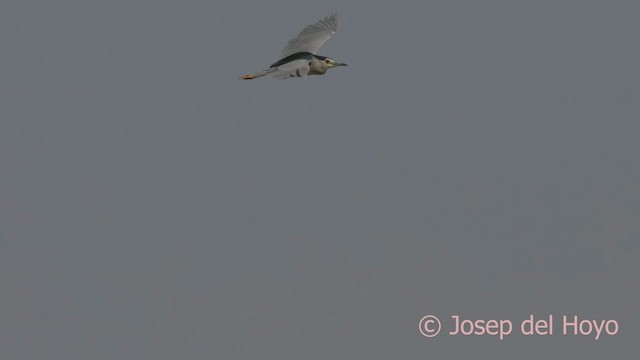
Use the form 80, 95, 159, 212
325, 59, 331, 64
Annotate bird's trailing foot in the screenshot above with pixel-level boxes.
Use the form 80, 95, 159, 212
238, 70, 271, 80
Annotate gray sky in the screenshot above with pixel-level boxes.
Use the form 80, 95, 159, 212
1, 0, 638, 358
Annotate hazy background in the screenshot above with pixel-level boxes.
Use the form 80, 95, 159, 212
1, 0, 638, 358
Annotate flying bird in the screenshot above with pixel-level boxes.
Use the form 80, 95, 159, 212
239, 12, 347, 80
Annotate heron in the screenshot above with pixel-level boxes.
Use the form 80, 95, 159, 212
239, 12, 347, 80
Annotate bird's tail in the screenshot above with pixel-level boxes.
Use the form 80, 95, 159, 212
238, 68, 276, 80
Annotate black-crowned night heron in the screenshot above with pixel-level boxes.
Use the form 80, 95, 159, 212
239, 12, 347, 80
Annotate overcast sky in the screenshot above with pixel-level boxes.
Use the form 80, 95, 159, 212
1, 0, 638, 359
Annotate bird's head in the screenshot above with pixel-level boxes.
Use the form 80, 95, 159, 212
320, 57, 348, 69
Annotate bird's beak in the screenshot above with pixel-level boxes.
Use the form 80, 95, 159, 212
335, 62, 348, 67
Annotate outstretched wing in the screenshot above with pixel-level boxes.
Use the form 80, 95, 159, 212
268, 59, 311, 79
280, 12, 338, 58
